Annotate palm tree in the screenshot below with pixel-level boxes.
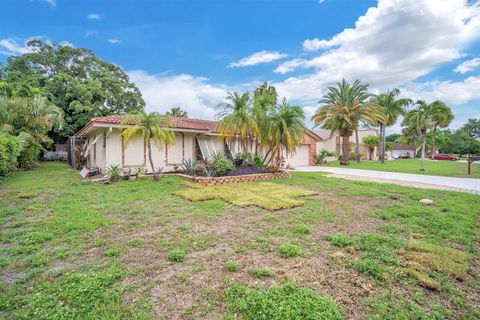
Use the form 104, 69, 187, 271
370, 89, 411, 163
167, 107, 188, 118
429, 101, 453, 157
265, 98, 306, 169
216, 91, 258, 151
402, 101, 435, 171
121, 112, 175, 180
362, 135, 379, 160
312, 79, 385, 165
253, 82, 277, 153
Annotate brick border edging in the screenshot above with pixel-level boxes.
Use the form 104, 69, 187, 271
161, 170, 290, 185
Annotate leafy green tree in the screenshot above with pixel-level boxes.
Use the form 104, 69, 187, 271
429, 101, 453, 157
121, 112, 175, 180
312, 79, 385, 165
461, 118, 480, 139
217, 91, 259, 151
265, 98, 306, 169
167, 107, 188, 117
403, 101, 436, 171
0, 40, 145, 142
370, 89, 411, 163
362, 135, 379, 160
0, 95, 64, 168
385, 133, 401, 143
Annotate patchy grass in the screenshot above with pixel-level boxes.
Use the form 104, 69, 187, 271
174, 181, 317, 210
329, 159, 480, 178
0, 163, 479, 319
225, 282, 342, 320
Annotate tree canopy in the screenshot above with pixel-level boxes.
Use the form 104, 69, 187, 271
0, 40, 145, 142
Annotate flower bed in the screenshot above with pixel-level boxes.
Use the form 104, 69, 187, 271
164, 170, 290, 185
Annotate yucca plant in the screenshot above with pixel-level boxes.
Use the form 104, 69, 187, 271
106, 164, 122, 183
181, 158, 197, 176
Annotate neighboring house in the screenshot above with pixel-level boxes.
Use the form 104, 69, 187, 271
391, 143, 416, 159
73, 115, 321, 173
314, 129, 379, 160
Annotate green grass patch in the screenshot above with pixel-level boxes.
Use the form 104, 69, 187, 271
174, 182, 317, 210
168, 249, 186, 262
225, 282, 342, 320
249, 268, 275, 278
278, 243, 301, 258
225, 260, 239, 272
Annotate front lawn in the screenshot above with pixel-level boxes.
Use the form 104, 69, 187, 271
329, 159, 480, 178
1, 162, 479, 319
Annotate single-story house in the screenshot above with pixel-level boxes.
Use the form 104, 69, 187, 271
390, 143, 416, 159
73, 115, 321, 174
314, 129, 379, 160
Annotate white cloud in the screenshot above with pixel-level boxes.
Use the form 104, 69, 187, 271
107, 39, 121, 44
87, 13, 102, 20
85, 30, 99, 37
0, 39, 31, 56
276, 0, 480, 93
32, 0, 56, 7
454, 57, 480, 73
228, 50, 287, 68
127, 70, 237, 119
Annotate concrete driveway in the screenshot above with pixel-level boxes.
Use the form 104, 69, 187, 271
293, 166, 480, 195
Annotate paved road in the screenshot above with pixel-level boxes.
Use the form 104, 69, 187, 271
293, 166, 480, 195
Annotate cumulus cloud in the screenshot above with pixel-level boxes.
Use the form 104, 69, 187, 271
276, 0, 480, 93
127, 70, 238, 119
228, 50, 287, 68
31, 0, 56, 7
454, 57, 480, 73
87, 13, 102, 20
0, 39, 31, 56
107, 39, 121, 44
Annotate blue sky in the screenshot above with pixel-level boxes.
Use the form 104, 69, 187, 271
1, 0, 480, 132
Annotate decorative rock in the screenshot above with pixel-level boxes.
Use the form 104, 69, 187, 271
419, 199, 434, 205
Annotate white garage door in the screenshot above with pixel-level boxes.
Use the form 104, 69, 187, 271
284, 145, 310, 167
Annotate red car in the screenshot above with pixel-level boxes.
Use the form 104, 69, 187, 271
433, 154, 459, 161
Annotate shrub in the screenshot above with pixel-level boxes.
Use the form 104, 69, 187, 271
181, 158, 196, 175
252, 154, 265, 169
225, 282, 342, 320
279, 243, 301, 258
235, 151, 253, 166
250, 267, 275, 278
106, 164, 122, 182
210, 152, 235, 176
168, 249, 186, 262
0, 133, 20, 176
225, 260, 239, 272
315, 149, 336, 165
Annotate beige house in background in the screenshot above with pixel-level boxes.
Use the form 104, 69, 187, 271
314, 129, 379, 160
74, 115, 321, 174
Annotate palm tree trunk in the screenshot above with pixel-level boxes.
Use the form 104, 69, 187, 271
412, 136, 417, 158
420, 136, 426, 171
355, 129, 360, 163
147, 139, 157, 180
379, 124, 386, 163
340, 135, 350, 165
431, 125, 437, 158
369, 147, 373, 160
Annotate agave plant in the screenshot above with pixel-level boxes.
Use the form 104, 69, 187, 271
106, 164, 122, 183
181, 159, 197, 176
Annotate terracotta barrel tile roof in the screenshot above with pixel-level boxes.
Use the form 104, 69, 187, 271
91, 115, 217, 131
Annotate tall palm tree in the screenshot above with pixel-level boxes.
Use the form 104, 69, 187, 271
265, 98, 306, 169
121, 112, 175, 180
429, 101, 453, 157
167, 107, 188, 118
312, 79, 385, 165
216, 91, 258, 151
370, 89, 411, 163
402, 100, 435, 171
253, 82, 277, 153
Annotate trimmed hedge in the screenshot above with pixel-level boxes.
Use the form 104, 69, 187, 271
0, 133, 20, 176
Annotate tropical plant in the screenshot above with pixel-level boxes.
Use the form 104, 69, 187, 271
181, 158, 197, 176
312, 79, 386, 165
362, 135, 379, 160
252, 154, 265, 169
121, 112, 175, 180
217, 91, 258, 152
252, 82, 278, 152
265, 98, 307, 170
402, 100, 436, 171
106, 164, 122, 183
428, 101, 453, 157
370, 89, 411, 163
132, 167, 146, 176
0, 95, 64, 169
235, 151, 253, 166
461, 118, 480, 139
315, 149, 336, 165
210, 152, 235, 176
167, 107, 188, 118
